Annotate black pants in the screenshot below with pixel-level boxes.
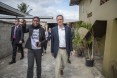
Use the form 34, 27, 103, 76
42, 40, 48, 53
27, 49, 42, 78
12, 41, 24, 62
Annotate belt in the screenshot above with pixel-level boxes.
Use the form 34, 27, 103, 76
59, 47, 66, 49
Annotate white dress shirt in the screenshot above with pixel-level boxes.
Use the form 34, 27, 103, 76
58, 26, 66, 48
13, 25, 19, 38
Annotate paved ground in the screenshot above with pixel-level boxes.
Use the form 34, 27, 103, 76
0, 45, 105, 78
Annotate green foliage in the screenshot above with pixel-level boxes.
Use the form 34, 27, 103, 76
17, 2, 32, 14
75, 21, 92, 30
73, 30, 82, 50
73, 21, 83, 50
73, 21, 94, 60
73, 21, 93, 50
85, 33, 94, 47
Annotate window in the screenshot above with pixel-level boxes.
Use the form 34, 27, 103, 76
100, 0, 109, 5
87, 12, 92, 18
90, 0, 92, 3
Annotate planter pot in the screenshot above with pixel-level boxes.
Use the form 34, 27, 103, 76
85, 59, 94, 67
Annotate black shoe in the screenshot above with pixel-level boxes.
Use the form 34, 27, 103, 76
60, 70, 63, 75
68, 59, 71, 64
9, 61, 16, 64
20, 57, 24, 60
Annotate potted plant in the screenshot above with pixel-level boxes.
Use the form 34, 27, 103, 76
74, 21, 94, 67
73, 21, 83, 56
84, 33, 94, 67
73, 21, 89, 57
81, 22, 95, 67
73, 21, 95, 67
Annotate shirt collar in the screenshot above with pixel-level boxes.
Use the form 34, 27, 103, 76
15, 25, 19, 28
58, 25, 65, 30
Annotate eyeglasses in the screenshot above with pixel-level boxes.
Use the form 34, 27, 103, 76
57, 19, 63, 20
33, 20, 39, 22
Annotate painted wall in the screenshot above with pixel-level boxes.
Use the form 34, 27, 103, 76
103, 20, 117, 78
79, 0, 117, 78
79, 0, 117, 23
0, 21, 13, 59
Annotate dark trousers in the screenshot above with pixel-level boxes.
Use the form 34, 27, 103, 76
27, 49, 42, 78
12, 41, 24, 62
42, 40, 48, 53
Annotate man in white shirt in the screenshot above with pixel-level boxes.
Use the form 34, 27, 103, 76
51, 15, 73, 78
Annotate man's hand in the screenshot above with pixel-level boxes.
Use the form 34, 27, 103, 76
70, 51, 73, 56
36, 42, 41, 47
19, 40, 22, 44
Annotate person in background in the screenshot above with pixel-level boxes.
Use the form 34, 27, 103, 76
17, 19, 26, 53
9, 18, 24, 64
51, 15, 73, 78
21, 18, 27, 33
48, 28, 51, 46
67, 23, 75, 64
41, 25, 48, 56
70, 23, 75, 39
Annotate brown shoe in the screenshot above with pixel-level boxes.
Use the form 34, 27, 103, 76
60, 70, 63, 75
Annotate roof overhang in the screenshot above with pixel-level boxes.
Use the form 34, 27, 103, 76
0, 20, 14, 24
85, 20, 107, 40
69, 0, 81, 6
0, 2, 26, 16
0, 16, 53, 19
115, 18, 117, 20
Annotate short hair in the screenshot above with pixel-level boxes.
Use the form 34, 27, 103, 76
15, 18, 20, 22
21, 19, 26, 24
23, 19, 26, 23
56, 15, 64, 19
33, 16, 40, 21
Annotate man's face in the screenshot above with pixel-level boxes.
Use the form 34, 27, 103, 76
15, 20, 19, 26
32, 18, 40, 27
56, 16, 64, 26
42, 26, 46, 30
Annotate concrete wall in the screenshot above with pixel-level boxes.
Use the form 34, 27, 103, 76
94, 36, 105, 57
79, 0, 117, 24
103, 19, 117, 78
94, 36, 105, 72
79, 0, 117, 78
0, 20, 14, 59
